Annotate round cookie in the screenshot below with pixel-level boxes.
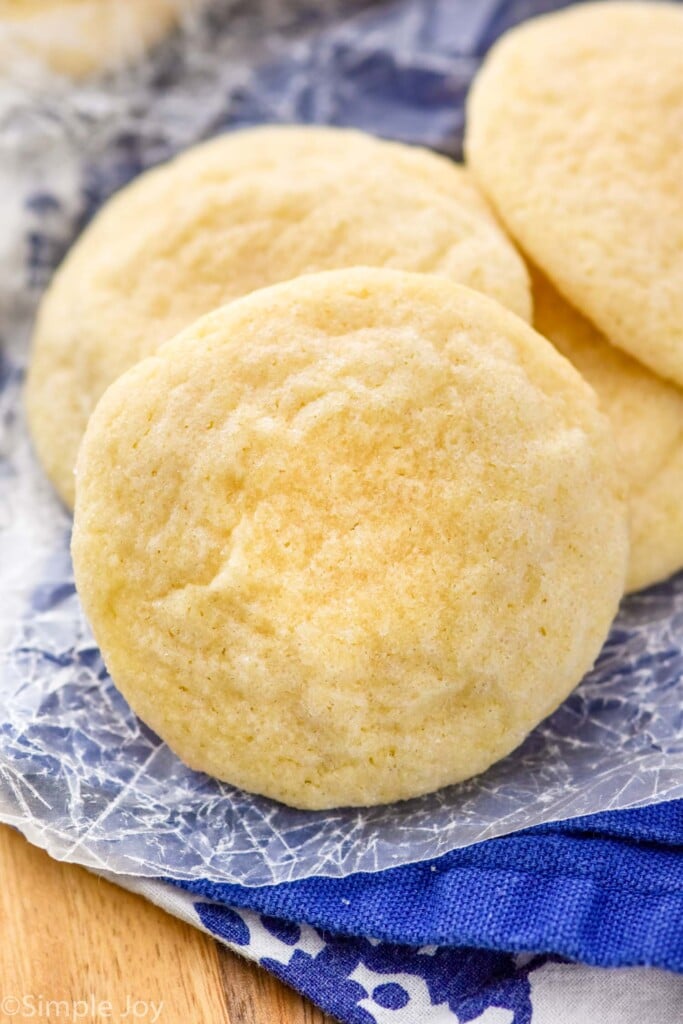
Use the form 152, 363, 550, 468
25, 125, 531, 508
465, 2, 683, 387
0, 0, 191, 79
532, 269, 683, 594
72, 268, 628, 810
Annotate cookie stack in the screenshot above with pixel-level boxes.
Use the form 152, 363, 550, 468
24, 2, 682, 809
466, 0, 683, 595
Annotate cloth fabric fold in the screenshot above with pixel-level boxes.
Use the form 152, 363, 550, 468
173, 801, 683, 973
106, 799, 683, 1023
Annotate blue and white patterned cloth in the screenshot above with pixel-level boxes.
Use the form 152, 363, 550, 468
105, 799, 683, 1023
116, 878, 683, 1024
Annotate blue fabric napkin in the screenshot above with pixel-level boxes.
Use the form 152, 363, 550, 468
114, 799, 683, 1022
176, 801, 683, 973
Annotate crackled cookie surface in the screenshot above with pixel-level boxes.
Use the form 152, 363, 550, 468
26, 125, 530, 506
533, 270, 683, 594
466, 2, 683, 386
72, 269, 627, 809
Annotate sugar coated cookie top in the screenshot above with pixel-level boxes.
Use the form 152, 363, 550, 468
25, 126, 530, 507
72, 268, 628, 809
466, 2, 683, 386
532, 268, 683, 594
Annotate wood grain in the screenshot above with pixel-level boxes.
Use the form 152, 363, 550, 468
0, 825, 335, 1024
217, 947, 336, 1024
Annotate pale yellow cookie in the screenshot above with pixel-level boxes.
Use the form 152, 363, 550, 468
72, 268, 628, 810
0, 0, 192, 79
25, 126, 531, 507
466, 2, 683, 386
533, 269, 683, 594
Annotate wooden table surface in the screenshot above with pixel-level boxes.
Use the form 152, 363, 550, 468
0, 825, 336, 1023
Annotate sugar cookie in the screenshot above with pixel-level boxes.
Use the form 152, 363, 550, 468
533, 269, 683, 593
72, 268, 628, 809
26, 126, 531, 507
466, 2, 683, 386
0, 0, 190, 79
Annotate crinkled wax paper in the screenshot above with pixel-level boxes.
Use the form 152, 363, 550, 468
1, 0, 683, 886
